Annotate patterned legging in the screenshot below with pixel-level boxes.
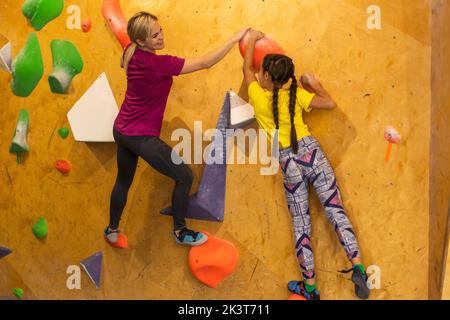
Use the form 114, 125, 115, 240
279, 135, 361, 280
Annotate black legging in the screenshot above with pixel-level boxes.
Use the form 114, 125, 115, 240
109, 127, 193, 230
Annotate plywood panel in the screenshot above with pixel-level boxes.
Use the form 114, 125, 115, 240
0, 0, 431, 299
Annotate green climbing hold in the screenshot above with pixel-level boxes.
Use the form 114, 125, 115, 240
32, 217, 48, 239
10, 109, 30, 165
10, 33, 44, 97
13, 288, 24, 299
22, 0, 64, 31
58, 127, 70, 139
49, 40, 84, 94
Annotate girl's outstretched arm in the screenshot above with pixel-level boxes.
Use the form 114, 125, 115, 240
243, 29, 265, 88
301, 73, 337, 110
180, 28, 249, 75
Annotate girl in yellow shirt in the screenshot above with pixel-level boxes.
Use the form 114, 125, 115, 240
243, 29, 370, 300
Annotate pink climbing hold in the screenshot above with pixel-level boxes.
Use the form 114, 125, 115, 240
384, 126, 402, 144
384, 126, 402, 162
82, 19, 92, 33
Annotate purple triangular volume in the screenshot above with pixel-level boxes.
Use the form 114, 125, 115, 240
161, 92, 240, 222
0, 246, 12, 259
80, 252, 102, 288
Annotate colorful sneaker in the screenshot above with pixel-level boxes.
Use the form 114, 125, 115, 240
104, 227, 128, 249
351, 266, 370, 300
173, 228, 208, 246
288, 281, 321, 300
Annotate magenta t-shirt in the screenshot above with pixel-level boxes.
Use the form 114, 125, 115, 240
114, 47, 185, 136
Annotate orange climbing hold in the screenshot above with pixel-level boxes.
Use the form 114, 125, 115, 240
239, 32, 285, 71
101, 0, 131, 49
55, 160, 71, 174
188, 231, 239, 288
104, 233, 128, 249
288, 294, 307, 300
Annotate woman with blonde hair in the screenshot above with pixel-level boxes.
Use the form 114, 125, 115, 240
106, 11, 248, 248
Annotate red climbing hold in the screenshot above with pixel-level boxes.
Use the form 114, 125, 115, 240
188, 231, 239, 288
55, 160, 71, 174
82, 19, 92, 33
239, 32, 285, 71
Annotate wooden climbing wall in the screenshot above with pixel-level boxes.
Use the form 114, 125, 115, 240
0, 0, 443, 300
430, 0, 450, 300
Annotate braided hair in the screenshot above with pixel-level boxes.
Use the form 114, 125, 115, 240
262, 54, 299, 154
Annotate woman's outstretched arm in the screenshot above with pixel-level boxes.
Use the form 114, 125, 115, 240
180, 28, 249, 75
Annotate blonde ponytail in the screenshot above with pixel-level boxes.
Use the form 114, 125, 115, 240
121, 42, 138, 73
121, 12, 158, 73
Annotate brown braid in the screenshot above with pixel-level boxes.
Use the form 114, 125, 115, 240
262, 54, 299, 153
289, 75, 298, 154
272, 86, 280, 129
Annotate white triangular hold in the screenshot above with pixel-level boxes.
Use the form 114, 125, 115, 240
67, 73, 119, 142
229, 91, 255, 128
0, 42, 12, 73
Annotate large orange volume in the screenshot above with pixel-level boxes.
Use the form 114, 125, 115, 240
188, 232, 239, 288
239, 32, 285, 71
102, 0, 131, 49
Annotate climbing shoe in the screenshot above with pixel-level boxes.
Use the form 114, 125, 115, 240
173, 227, 208, 246
104, 227, 128, 249
287, 281, 321, 300
339, 265, 370, 299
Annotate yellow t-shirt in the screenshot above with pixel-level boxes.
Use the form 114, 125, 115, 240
248, 81, 315, 149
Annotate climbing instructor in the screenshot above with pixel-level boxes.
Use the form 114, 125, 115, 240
105, 11, 248, 248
